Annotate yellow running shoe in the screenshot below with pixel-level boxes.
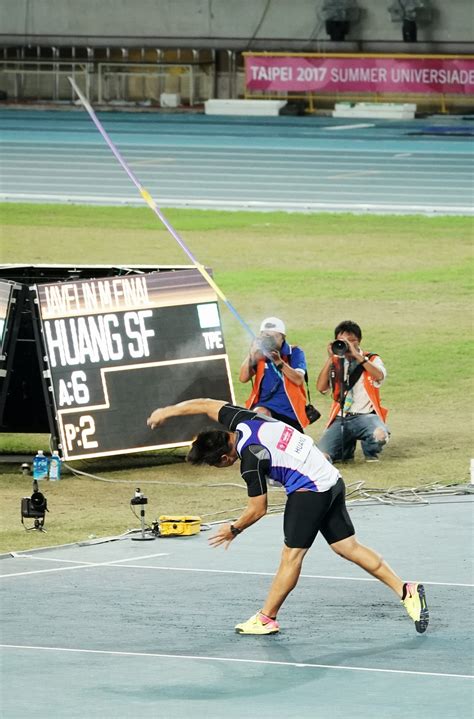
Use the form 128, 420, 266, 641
235, 611, 280, 635
401, 582, 429, 633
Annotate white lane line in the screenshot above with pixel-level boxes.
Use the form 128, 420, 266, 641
328, 170, 380, 180
323, 123, 376, 130
2, 158, 473, 174
2, 163, 474, 181
7, 166, 471, 181
2, 558, 471, 587
0, 644, 471, 679
4, 163, 464, 178
0, 553, 169, 578
2, 181, 468, 195
1, 151, 472, 167
1, 141, 472, 157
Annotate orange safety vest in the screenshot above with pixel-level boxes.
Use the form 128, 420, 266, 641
245, 350, 309, 428
326, 354, 388, 428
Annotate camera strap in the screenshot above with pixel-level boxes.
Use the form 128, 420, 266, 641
331, 353, 376, 402
346, 352, 376, 391
304, 371, 312, 404
344, 352, 375, 394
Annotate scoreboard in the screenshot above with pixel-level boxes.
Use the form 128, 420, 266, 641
32, 268, 235, 460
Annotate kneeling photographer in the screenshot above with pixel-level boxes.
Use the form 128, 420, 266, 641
239, 317, 311, 432
316, 320, 389, 462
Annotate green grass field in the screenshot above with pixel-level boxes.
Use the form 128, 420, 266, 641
1, 203, 472, 553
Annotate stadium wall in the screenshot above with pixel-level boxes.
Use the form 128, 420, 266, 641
1, 0, 473, 49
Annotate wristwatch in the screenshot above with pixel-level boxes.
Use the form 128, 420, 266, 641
230, 524, 242, 537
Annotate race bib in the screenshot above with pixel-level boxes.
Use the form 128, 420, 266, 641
276, 426, 312, 462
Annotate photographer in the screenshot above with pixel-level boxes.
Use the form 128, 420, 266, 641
239, 317, 309, 431
316, 320, 389, 462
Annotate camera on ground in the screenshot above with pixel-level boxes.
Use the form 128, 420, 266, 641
21, 480, 48, 531
131, 488, 148, 505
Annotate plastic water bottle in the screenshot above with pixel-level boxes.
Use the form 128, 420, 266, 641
49, 451, 61, 481
32, 450, 49, 481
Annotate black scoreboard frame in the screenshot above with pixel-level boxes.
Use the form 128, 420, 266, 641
26, 265, 235, 460
0, 279, 24, 425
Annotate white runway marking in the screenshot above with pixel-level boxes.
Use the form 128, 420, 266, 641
0, 644, 472, 680
1, 556, 471, 587
0, 552, 169, 577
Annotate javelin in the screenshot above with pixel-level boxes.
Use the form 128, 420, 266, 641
68, 77, 254, 338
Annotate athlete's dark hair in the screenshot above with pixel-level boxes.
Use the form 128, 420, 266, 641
334, 320, 362, 341
186, 429, 232, 466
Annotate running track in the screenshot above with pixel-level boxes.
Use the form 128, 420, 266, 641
0, 110, 473, 214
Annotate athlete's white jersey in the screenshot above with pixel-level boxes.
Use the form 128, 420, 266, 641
219, 404, 340, 495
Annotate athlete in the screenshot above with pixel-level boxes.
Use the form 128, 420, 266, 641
147, 399, 429, 636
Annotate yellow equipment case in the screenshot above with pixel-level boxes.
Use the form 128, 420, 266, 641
158, 515, 201, 536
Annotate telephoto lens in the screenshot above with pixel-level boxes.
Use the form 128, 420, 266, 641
331, 339, 349, 357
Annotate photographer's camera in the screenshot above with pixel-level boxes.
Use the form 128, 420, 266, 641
331, 339, 349, 357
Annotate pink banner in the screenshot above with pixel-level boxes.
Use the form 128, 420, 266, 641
245, 55, 474, 95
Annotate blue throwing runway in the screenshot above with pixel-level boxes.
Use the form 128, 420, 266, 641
0, 109, 473, 214
1, 495, 473, 719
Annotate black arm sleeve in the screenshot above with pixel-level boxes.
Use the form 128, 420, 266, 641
217, 405, 271, 496
240, 445, 271, 497
217, 404, 260, 430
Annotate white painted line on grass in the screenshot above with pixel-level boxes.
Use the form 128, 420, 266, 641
0, 644, 472, 680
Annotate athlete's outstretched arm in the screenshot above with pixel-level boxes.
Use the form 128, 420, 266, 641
147, 398, 227, 429
208, 494, 268, 550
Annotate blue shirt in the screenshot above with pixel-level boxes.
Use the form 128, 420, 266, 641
257, 342, 307, 420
